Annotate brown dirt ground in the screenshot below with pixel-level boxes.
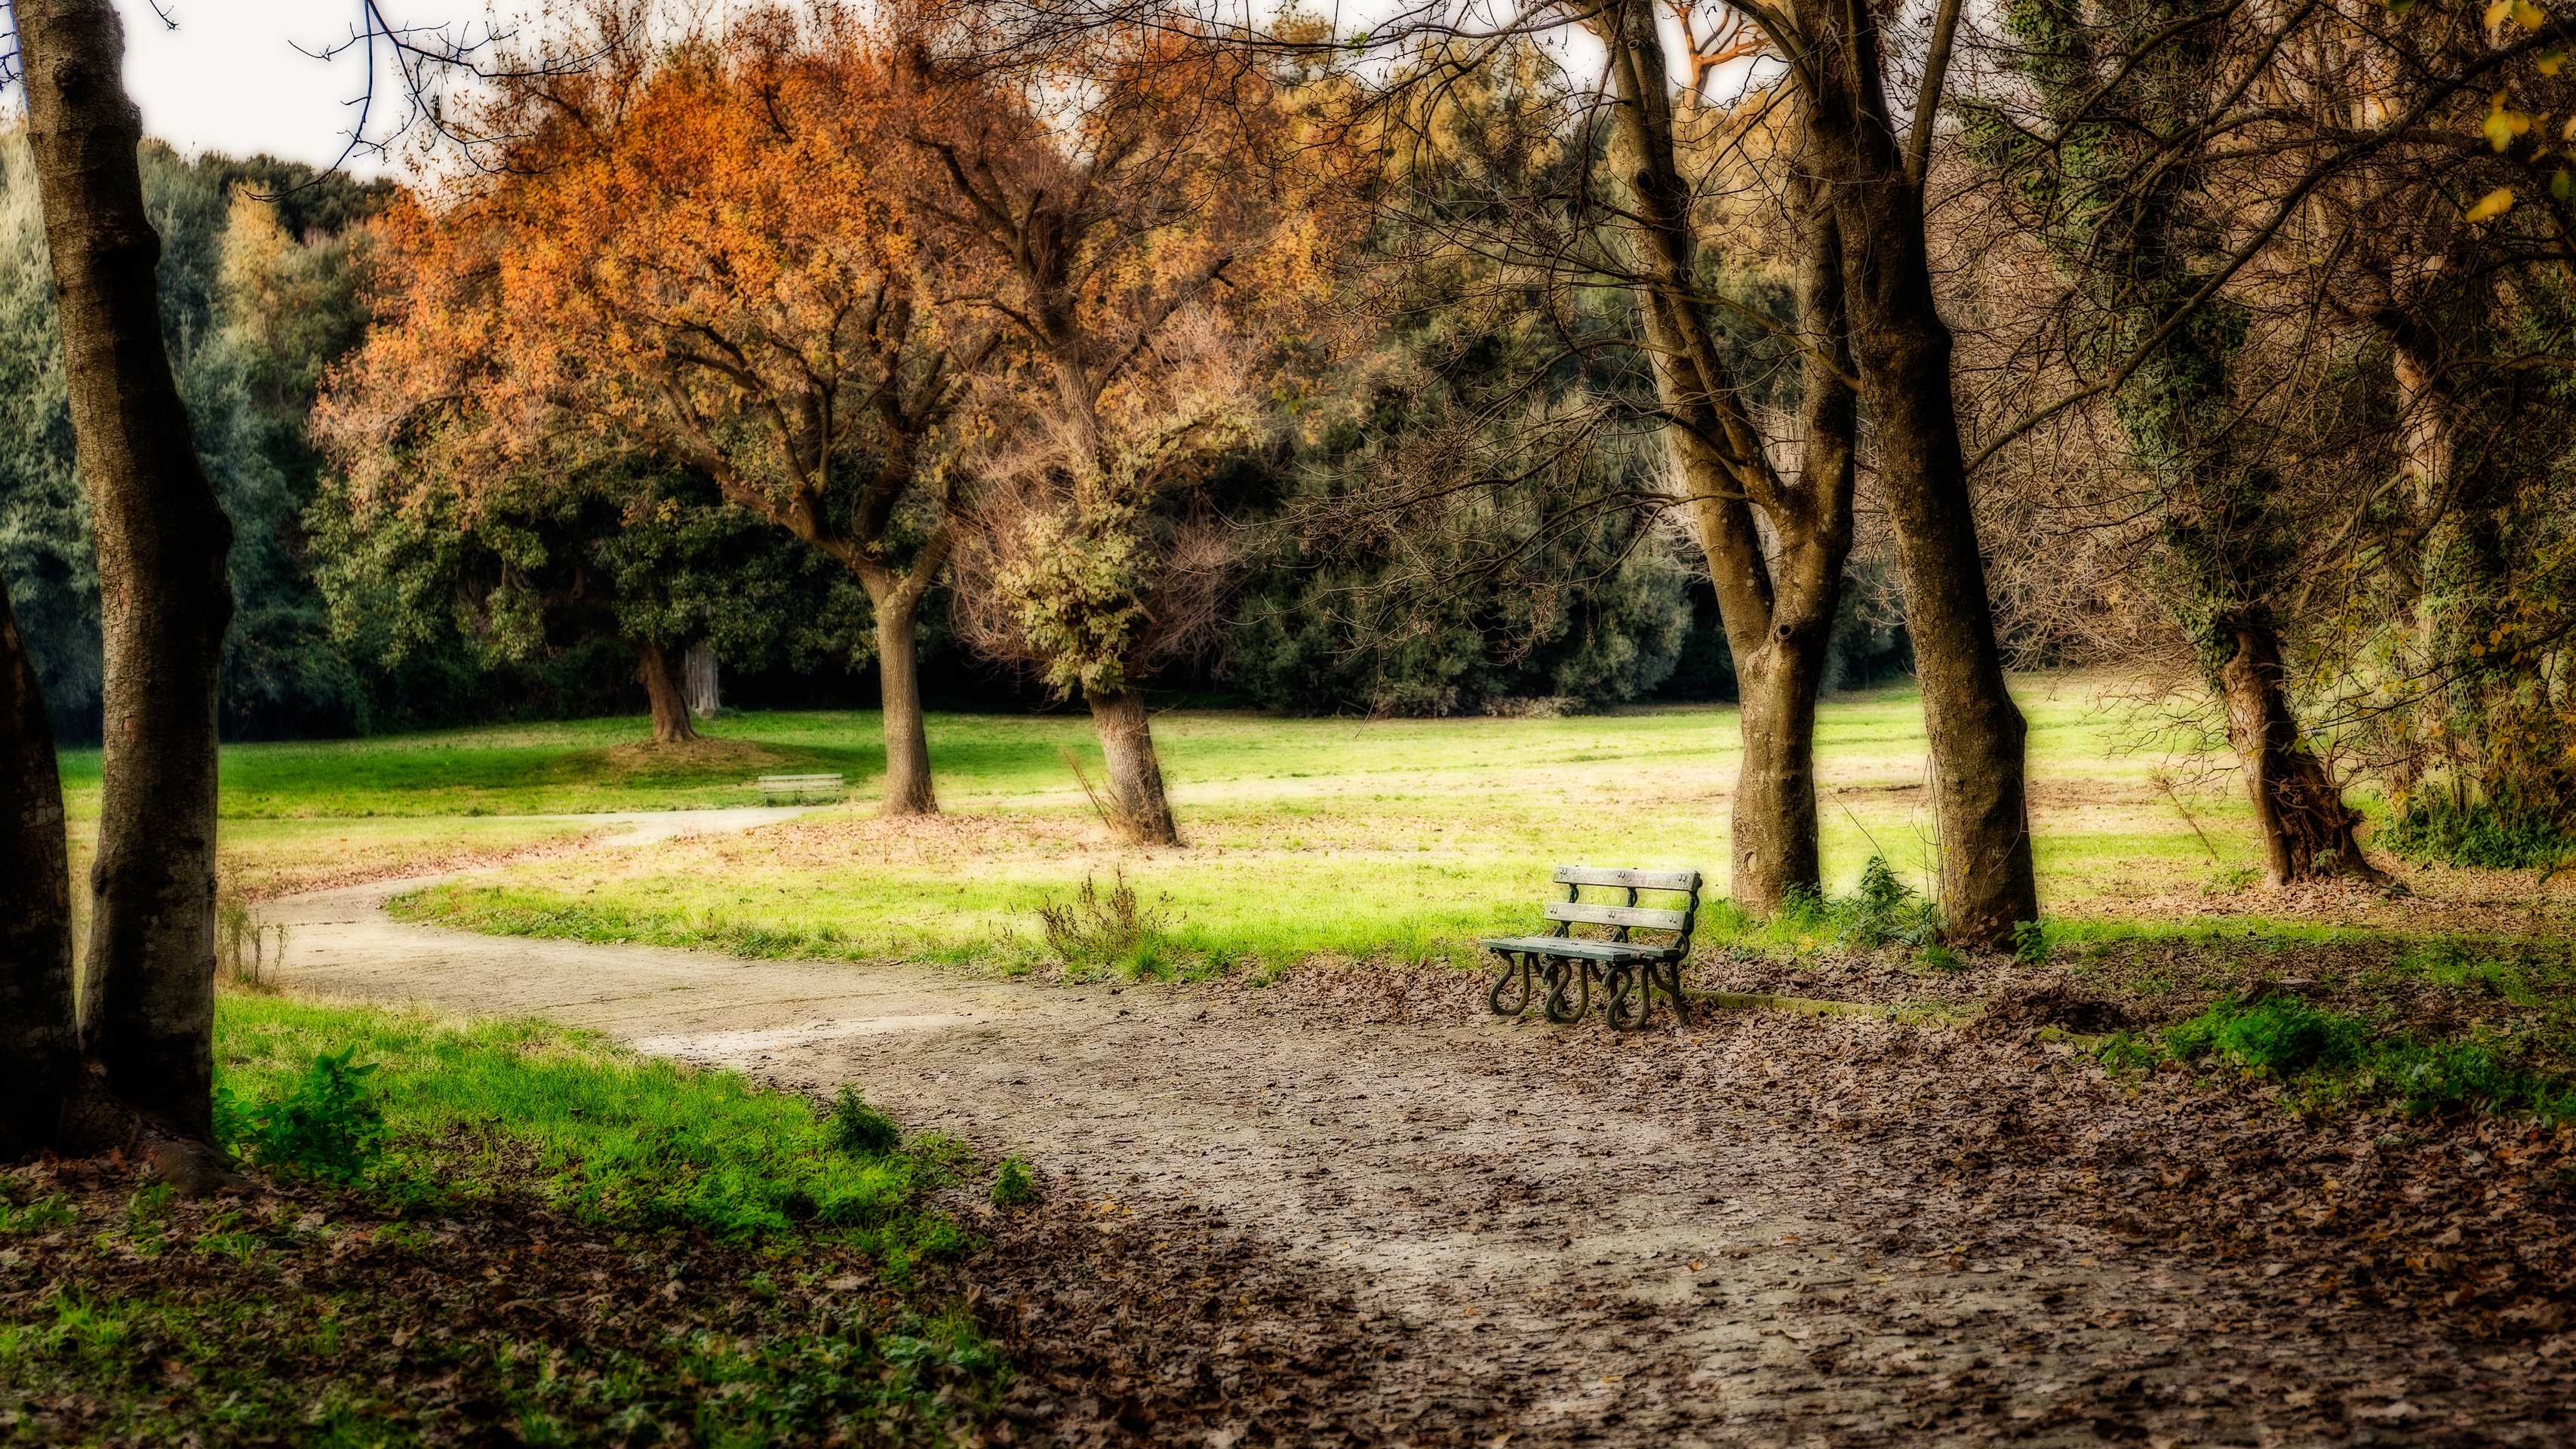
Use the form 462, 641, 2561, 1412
263, 875, 2576, 1447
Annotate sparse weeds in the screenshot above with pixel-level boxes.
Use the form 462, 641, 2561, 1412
1769, 856, 1947, 962
216, 875, 287, 992
214, 1048, 388, 1186
1036, 868, 1179, 977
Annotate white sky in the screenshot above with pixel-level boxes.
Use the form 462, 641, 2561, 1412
103, 1, 1781, 182
121, 0, 407, 175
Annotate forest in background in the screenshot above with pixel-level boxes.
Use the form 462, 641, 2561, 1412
0, 128, 1904, 748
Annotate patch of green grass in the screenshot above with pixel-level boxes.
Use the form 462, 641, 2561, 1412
213, 995, 964, 1266
5, 996, 1016, 1446
2103, 992, 2576, 1121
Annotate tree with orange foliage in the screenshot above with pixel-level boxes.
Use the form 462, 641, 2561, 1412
919, 23, 1344, 845
320, 8, 989, 805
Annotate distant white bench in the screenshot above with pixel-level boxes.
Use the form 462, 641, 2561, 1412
755, 774, 844, 804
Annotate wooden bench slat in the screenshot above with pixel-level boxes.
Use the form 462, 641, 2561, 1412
756, 774, 844, 784
1479, 935, 1668, 961
1544, 900, 1691, 931
1552, 866, 1699, 892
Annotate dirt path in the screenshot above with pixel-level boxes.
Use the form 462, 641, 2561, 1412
269, 861, 2573, 1447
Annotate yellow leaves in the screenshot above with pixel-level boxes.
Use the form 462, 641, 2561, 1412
2485, 94, 2535, 152
2488, 0, 2548, 29
2467, 186, 2519, 223
2543, 49, 2568, 75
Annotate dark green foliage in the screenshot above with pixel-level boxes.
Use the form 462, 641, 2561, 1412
309, 460, 872, 729
2013, 920, 2052, 966
214, 1049, 388, 1185
990, 1156, 1041, 1208
1836, 857, 1945, 950
830, 1086, 902, 1157
2380, 794, 2576, 870
2166, 994, 2365, 1076
2129, 992, 2576, 1120
0, 138, 383, 741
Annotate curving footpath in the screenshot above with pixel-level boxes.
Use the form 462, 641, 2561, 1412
267, 820, 2569, 1447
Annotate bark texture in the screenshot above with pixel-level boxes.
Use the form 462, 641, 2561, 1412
1084, 687, 1180, 847
0, 579, 85, 1155
1784, 0, 2040, 947
1600, 0, 1855, 914
25, 0, 236, 1143
870, 585, 939, 817
634, 641, 700, 745
683, 642, 720, 718
2218, 621, 2380, 885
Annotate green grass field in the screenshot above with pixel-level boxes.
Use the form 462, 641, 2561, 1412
366, 677, 2359, 971
2, 996, 1001, 1446
69, 675, 2541, 971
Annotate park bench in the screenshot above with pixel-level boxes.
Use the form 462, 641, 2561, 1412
1483, 866, 1702, 1031
754, 773, 845, 804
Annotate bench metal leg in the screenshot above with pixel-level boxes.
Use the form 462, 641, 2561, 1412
1487, 951, 1535, 1017
1657, 958, 1693, 1027
1603, 964, 1647, 1031
1540, 958, 1591, 1024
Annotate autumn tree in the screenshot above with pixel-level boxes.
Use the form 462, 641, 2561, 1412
918, 23, 1342, 845
321, 8, 988, 799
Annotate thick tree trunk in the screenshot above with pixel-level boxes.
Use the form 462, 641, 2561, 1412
1788, 0, 2040, 949
26, 0, 235, 1144
872, 589, 939, 817
1732, 164, 1859, 912
0, 580, 86, 1156
2217, 620, 2383, 886
1601, 0, 1854, 913
634, 641, 699, 744
1083, 686, 1180, 847
682, 642, 720, 718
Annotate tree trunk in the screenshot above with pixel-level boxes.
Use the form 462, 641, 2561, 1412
0, 578, 86, 1156
1732, 158, 1859, 912
683, 642, 720, 718
1083, 686, 1180, 846
2218, 621, 2382, 885
634, 641, 699, 744
1600, 0, 1854, 913
26, 0, 236, 1144
1789, 0, 2040, 948
873, 589, 939, 817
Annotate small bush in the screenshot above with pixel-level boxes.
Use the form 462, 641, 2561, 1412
2164, 993, 2365, 1076
2380, 794, 2576, 870
1916, 943, 1966, 973
2201, 866, 2260, 896
830, 1086, 902, 1157
2012, 920, 2049, 966
221, 1049, 388, 1184
1831, 857, 1944, 950
1034, 868, 1175, 972
989, 1157, 1040, 1208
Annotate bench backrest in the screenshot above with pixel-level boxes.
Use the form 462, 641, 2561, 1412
1545, 866, 1702, 955
755, 774, 845, 786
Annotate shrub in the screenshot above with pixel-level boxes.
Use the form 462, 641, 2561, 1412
1831, 857, 1944, 951
2163, 993, 2365, 1076
2012, 920, 2049, 966
220, 1048, 388, 1184
989, 1157, 1040, 1208
1034, 868, 1172, 971
830, 1086, 902, 1157
2380, 794, 2576, 870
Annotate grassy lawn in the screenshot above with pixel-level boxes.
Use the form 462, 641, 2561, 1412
382, 675, 2435, 973
66, 675, 2569, 972
0, 995, 1004, 1446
